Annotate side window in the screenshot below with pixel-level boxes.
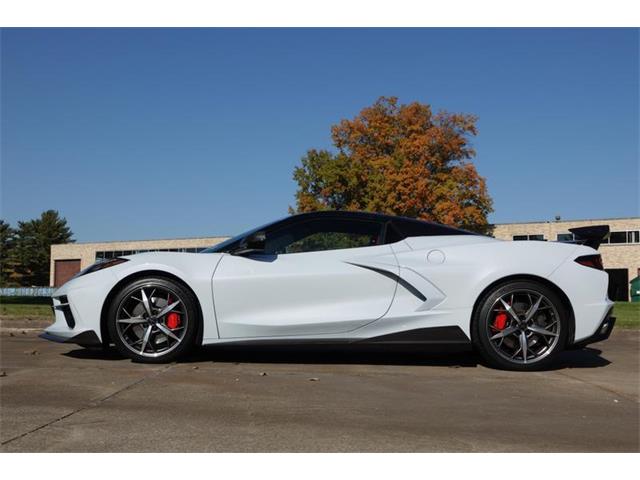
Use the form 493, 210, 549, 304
265, 218, 383, 255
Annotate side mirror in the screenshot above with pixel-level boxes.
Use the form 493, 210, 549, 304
231, 231, 266, 256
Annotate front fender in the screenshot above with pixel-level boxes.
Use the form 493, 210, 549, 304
109, 253, 224, 341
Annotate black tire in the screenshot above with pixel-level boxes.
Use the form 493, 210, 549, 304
107, 276, 199, 363
472, 280, 569, 371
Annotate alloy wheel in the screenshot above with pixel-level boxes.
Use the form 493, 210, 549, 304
486, 290, 561, 365
115, 284, 189, 358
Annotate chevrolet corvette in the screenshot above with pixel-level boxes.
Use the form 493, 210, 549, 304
41, 211, 615, 370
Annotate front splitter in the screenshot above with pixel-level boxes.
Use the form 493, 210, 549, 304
39, 330, 102, 347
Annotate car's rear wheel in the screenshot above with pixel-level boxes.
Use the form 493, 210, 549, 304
107, 276, 199, 363
472, 280, 568, 371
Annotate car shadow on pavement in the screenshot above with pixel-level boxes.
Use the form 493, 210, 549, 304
552, 347, 611, 369
63, 344, 479, 367
63, 344, 611, 369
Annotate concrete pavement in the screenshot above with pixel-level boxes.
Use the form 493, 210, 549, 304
1, 328, 638, 452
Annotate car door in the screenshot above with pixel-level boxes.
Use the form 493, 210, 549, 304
212, 217, 399, 338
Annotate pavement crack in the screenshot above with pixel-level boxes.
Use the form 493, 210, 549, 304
1, 364, 174, 447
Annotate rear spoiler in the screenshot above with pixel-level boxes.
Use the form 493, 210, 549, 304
568, 225, 610, 250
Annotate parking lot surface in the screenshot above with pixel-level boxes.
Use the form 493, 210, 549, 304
1, 327, 638, 452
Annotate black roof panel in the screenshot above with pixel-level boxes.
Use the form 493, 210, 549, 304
289, 210, 476, 237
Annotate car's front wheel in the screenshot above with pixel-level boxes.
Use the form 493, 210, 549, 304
472, 280, 569, 371
107, 276, 199, 363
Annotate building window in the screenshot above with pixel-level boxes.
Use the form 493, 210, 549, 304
609, 231, 626, 244
557, 233, 575, 242
95, 247, 209, 261
609, 231, 627, 244
513, 234, 545, 241
600, 230, 639, 245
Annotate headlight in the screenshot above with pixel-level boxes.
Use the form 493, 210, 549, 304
75, 258, 129, 278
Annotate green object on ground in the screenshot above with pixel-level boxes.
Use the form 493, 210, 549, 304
630, 276, 640, 303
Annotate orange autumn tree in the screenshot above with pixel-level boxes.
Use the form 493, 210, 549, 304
291, 97, 493, 233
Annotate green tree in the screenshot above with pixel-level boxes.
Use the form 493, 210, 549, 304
291, 97, 493, 233
12, 210, 74, 286
0, 220, 16, 286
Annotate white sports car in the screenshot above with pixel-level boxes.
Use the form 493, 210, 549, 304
41, 211, 615, 370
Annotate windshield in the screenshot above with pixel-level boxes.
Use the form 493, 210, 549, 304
200, 217, 285, 253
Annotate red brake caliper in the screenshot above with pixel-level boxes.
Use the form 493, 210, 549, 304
165, 294, 180, 329
493, 312, 508, 330
167, 312, 181, 329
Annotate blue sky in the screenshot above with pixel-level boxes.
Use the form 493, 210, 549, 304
1, 28, 638, 242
